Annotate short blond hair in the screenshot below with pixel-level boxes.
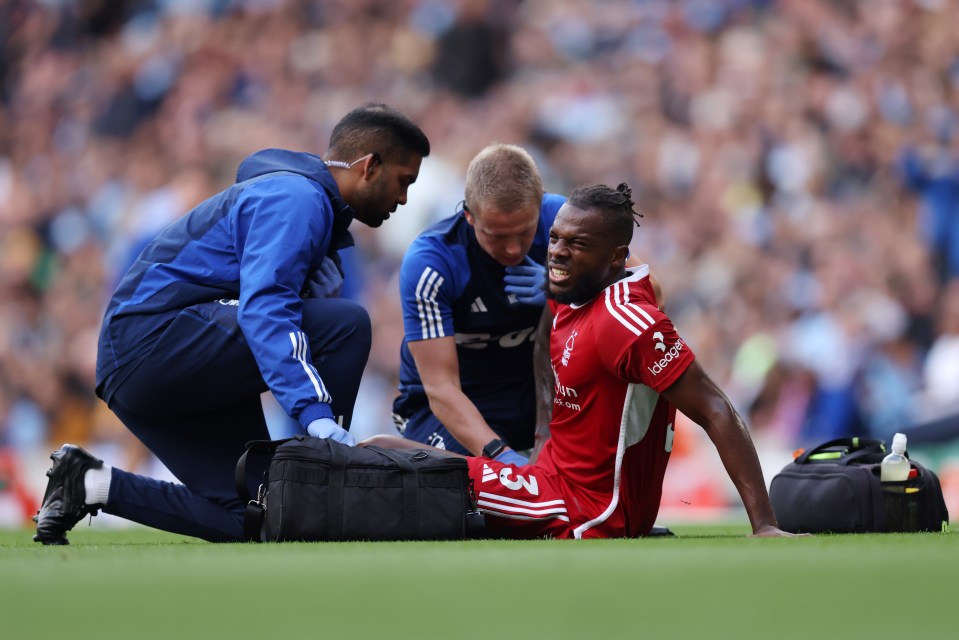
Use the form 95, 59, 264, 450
464, 144, 544, 215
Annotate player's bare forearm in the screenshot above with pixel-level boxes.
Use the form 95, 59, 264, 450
663, 363, 780, 535
531, 306, 554, 462
702, 409, 806, 537
703, 405, 779, 534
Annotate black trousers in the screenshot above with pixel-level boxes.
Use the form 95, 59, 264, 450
99, 297, 371, 541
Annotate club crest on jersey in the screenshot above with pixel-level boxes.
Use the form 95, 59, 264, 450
647, 337, 686, 376
561, 330, 578, 366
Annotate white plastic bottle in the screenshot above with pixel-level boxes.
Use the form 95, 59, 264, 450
880, 432, 910, 483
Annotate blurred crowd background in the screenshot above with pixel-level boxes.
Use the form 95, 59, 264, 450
2, 0, 959, 525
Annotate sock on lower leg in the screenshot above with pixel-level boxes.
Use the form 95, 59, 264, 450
84, 465, 112, 506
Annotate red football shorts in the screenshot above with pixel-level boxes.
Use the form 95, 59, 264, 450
467, 457, 576, 539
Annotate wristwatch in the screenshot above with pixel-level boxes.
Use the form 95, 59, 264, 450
482, 438, 507, 459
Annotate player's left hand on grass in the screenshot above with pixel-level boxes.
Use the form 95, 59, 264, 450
494, 449, 529, 466
504, 256, 547, 306
750, 524, 811, 538
306, 417, 355, 446
305, 257, 343, 299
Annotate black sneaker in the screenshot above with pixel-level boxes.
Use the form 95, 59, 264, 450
646, 525, 675, 537
33, 445, 103, 545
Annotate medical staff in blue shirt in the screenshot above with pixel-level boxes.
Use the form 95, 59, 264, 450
394, 144, 561, 465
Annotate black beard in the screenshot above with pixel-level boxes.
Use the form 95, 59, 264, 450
546, 270, 606, 305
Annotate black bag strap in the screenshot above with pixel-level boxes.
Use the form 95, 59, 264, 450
370, 446, 420, 538
236, 437, 301, 542
325, 440, 346, 540
235, 438, 296, 502
796, 437, 886, 466
243, 501, 265, 542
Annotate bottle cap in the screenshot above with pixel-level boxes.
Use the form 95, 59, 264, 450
891, 432, 907, 454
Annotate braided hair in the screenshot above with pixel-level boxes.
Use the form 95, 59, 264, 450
566, 182, 643, 246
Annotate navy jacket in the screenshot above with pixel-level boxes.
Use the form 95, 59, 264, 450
96, 149, 354, 426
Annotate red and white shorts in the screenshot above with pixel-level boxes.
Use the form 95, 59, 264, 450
466, 457, 579, 539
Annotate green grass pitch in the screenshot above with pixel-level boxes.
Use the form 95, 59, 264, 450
2, 525, 956, 639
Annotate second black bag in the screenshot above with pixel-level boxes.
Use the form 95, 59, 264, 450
769, 437, 949, 534
236, 436, 483, 542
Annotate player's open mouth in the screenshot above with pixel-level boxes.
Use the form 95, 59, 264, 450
549, 267, 570, 283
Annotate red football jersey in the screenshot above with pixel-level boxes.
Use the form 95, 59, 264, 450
536, 265, 696, 538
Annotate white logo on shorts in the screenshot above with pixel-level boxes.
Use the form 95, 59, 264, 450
481, 464, 497, 483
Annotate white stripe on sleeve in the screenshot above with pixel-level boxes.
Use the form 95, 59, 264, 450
619, 281, 656, 325
289, 331, 330, 403
414, 267, 446, 339
604, 287, 642, 336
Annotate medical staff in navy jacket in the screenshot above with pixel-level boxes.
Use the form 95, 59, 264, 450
33, 103, 430, 544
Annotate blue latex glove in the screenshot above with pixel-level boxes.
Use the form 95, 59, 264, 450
305, 257, 343, 299
504, 256, 547, 306
306, 418, 355, 446
494, 449, 529, 466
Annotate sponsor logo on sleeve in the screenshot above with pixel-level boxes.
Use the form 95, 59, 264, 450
653, 331, 665, 351
647, 337, 686, 376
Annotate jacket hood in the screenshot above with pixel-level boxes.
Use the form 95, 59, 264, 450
236, 148, 355, 255
236, 148, 324, 180
236, 149, 348, 207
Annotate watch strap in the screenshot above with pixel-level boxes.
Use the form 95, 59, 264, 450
482, 438, 507, 459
